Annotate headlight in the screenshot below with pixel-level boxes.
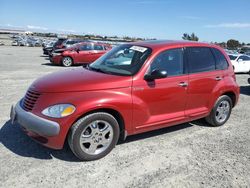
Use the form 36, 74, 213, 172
42, 104, 76, 118
52, 52, 61, 56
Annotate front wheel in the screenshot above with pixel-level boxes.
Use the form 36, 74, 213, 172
205, 95, 232, 126
68, 112, 120, 161
62, 56, 73, 67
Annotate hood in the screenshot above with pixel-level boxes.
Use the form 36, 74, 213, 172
54, 47, 75, 53
31, 68, 132, 93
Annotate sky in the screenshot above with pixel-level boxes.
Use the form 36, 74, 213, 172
0, 0, 250, 43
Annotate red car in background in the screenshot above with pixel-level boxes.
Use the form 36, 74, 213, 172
50, 42, 112, 66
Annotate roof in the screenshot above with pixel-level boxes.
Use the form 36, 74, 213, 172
131, 40, 214, 50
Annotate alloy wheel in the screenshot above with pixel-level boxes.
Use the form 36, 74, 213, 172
215, 100, 230, 123
79, 120, 114, 155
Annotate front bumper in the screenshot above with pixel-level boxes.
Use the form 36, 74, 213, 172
11, 101, 60, 137
50, 55, 62, 65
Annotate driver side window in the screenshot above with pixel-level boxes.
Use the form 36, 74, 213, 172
79, 44, 93, 51
149, 48, 184, 77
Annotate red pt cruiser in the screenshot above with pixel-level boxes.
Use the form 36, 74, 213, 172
51, 42, 112, 66
11, 40, 239, 161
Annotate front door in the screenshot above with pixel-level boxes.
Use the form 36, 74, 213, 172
76, 43, 94, 63
132, 48, 188, 132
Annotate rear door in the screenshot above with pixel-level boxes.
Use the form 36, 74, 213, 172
185, 47, 222, 118
91, 44, 107, 61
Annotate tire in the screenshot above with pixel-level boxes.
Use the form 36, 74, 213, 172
62, 56, 73, 67
205, 95, 232, 127
68, 112, 120, 161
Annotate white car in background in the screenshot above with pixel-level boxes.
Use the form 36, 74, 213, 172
229, 54, 250, 73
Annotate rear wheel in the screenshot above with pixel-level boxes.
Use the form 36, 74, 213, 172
68, 112, 120, 161
62, 56, 73, 67
205, 95, 232, 126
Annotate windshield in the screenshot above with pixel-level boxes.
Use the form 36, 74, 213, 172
229, 55, 237, 60
88, 44, 152, 76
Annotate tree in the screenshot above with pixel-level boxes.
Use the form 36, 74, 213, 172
227, 39, 240, 49
182, 33, 199, 41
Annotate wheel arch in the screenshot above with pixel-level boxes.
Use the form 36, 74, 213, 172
221, 91, 237, 107
69, 108, 126, 141
61, 55, 74, 65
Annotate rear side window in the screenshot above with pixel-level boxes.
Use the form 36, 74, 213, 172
94, 44, 104, 50
150, 48, 184, 77
79, 44, 93, 51
239, 55, 250, 61
212, 48, 229, 70
186, 47, 215, 73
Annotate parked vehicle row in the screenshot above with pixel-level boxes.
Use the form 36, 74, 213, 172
11, 40, 239, 161
11, 35, 54, 47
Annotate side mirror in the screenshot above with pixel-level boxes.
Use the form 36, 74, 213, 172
238, 59, 243, 62
76, 48, 80, 53
144, 69, 167, 81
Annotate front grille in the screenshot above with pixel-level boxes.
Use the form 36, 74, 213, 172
22, 89, 41, 111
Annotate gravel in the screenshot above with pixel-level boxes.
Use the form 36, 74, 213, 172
0, 46, 250, 188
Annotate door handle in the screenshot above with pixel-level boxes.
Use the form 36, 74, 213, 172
178, 82, 188, 87
215, 76, 222, 81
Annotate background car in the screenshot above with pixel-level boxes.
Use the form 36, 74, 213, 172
11, 40, 18, 46
43, 38, 67, 56
42, 41, 56, 55
50, 42, 112, 66
229, 54, 250, 73
61, 38, 86, 48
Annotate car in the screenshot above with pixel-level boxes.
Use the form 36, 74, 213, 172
17, 39, 27, 46
43, 38, 67, 56
61, 38, 86, 49
10, 40, 239, 161
11, 40, 18, 46
46, 38, 67, 56
239, 46, 250, 54
50, 42, 112, 66
42, 41, 56, 55
26, 38, 42, 47
229, 54, 250, 73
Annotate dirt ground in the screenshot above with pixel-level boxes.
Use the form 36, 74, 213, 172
0, 46, 249, 188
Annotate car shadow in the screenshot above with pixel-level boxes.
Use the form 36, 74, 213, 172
40, 55, 48, 57
1, 119, 210, 161
41, 63, 84, 67
0, 120, 80, 162
119, 119, 210, 144
41, 63, 60, 67
240, 86, 250, 96
120, 123, 193, 144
